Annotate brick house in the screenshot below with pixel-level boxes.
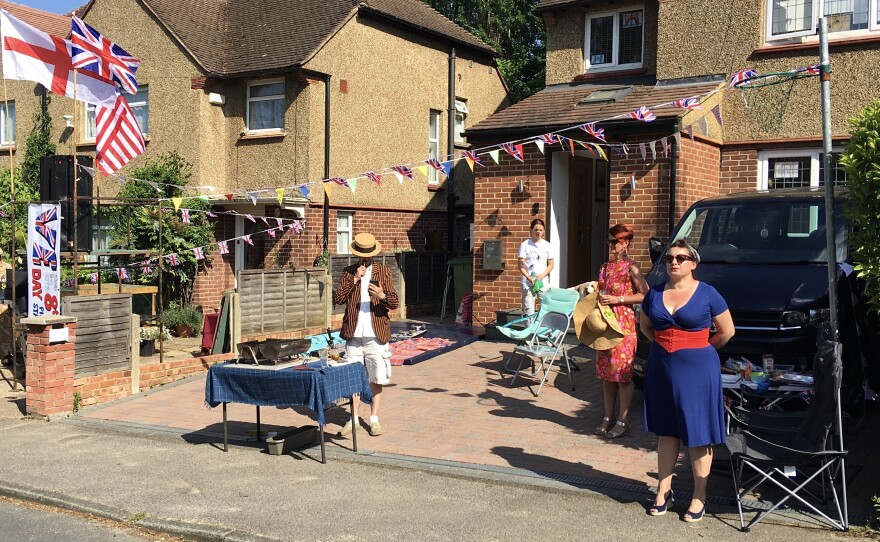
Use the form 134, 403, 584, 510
5, 0, 509, 311
465, 0, 876, 326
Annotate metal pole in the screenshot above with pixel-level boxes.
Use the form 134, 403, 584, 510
447, 48, 456, 251
322, 74, 331, 252
158, 201, 164, 365
818, 17, 847, 528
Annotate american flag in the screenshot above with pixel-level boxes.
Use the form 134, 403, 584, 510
579, 122, 606, 142
362, 171, 382, 186
462, 150, 483, 167
34, 206, 59, 247
671, 97, 702, 110
116, 267, 128, 280
70, 16, 140, 95
193, 247, 204, 260
391, 166, 413, 179
628, 106, 656, 122
167, 254, 179, 266
267, 228, 276, 238
141, 261, 153, 274
89, 273, 99, 284
180, 209, 190, 223
96, 92, 145, 175
242, 235, 254, 246
32, 245, 57, 270
540, 133, 557, 144
501, 143, 524, 162
729, 68, 758, 88
217, 241, 229, 255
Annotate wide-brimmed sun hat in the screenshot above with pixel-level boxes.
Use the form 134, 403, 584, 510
350, 232, 382, 258
573, 290, 624, 351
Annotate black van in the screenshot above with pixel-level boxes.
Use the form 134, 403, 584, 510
633, 188, 878, 409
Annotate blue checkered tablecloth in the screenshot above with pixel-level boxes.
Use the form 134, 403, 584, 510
205, 362, 373, 426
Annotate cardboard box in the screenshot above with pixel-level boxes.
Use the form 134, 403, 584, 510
266, 426, 319, 455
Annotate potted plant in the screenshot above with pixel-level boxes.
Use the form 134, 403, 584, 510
139, 326, 171, 357
163, 302, 204, 338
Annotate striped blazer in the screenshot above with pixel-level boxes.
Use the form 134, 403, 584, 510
334, 262, 399, 343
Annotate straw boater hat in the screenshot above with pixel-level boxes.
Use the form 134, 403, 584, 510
573, 290, 625, 351
350, 233, 382, 258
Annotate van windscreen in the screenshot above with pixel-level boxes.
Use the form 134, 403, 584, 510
672, 201, 847, 264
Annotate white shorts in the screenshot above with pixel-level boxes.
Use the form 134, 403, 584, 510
345, 337, 392, 385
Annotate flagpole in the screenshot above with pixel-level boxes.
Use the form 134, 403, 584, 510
72, 71, 79, 292
3, 77, 19, 391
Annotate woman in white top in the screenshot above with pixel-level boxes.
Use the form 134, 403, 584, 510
518, 218, 554, 315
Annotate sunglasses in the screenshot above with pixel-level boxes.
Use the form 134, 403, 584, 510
607, 238, 622, 245
664, 254, 696, 264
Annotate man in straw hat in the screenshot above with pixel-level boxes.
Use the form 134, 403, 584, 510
334, 232, 399, 437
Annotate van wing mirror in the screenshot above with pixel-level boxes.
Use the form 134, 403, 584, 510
648, 237, 665, 263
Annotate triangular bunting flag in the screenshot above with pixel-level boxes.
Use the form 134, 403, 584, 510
639, 143, 646, 161
592, 144, 607, 160
323, 182, 333, 198
225, 193, 234, 201
534, 140, 545, 154
298, 185, 310, 199
393, 170, 405, 183
415, 165, 429, 179
171, 197, 183, 211
687, 125, 694, 140
649, 141, 657, 160
711, 104, 723, 127
249, 191, 259, 205
440, 161, 452, 177
146, 181, 161, 192
488, 150, 500, 164
673, 132, 681, 147
348, 178, 358, 194
699, 117, 709, 136
661, 137, 668, 158
276, 188, 285, 204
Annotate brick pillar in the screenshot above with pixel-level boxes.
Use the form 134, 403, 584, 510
22, 315, 77, 417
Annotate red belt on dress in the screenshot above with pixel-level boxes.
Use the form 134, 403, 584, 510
654, 328, 709, 353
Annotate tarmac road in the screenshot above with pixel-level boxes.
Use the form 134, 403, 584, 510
0, 416, 872, 542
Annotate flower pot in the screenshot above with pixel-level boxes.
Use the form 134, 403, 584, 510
139, 340, 155, 357
174, 324, 194, 338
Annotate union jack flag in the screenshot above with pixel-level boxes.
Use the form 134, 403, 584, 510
798, 64, 821, 75
34, 206, 59, 247
330, 177, 350, 188
427, 159, 444, 171
167, 254, 179, 266
180, 209, 190, 223
141, 262, 153, 274
64, 278, 76, 288
729, 68, 758, 88
32, 245, 57, 270
275, 218, 283, 227
217, 241, 230, 255
462, 150, 482, 167
501, 143, 525, 162
116, 267, 128, 280
193, 247, 204, 260
363, 171, 382, 186
245, 214, 256, 223
89, 273, 99, 284
267, 228, 276, 238
0, 209, 7, 218
71, 16, 140, 95
540, 133, 557, 145
391, 166, 413, 179
671, 97, 702, 110
242, 235, 254, 246
289, 221, 303, 234
628, 106, 656, 122
579, 122, 606, 142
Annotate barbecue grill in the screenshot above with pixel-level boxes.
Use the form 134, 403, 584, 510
236, 338, 312, 364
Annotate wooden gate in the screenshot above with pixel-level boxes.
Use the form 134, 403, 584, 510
62, 294, 132, 378
237, 268, 330, 336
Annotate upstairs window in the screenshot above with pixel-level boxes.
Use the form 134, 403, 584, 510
0, 101, 14, 146
585, 8, 644, 71
247, 78, 285, 132
428, 110, 441, 185
767, 0, 880, 41
454, 99, 468, 143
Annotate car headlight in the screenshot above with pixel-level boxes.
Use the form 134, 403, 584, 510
781, 310, 809, 327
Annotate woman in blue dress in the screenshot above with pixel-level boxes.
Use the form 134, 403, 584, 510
639, 240, 735, 522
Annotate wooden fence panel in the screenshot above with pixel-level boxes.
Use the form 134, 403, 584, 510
238, 268, 329, 336
62, 294, 132, 378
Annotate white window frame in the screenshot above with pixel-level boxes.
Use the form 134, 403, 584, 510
246, 77, 285, 133
766, 0, 880, 42
336, 211, 354, 254
0, 101, 14, 146
85, 87, 148, 141
428, 109, 441, 185
454, 99, 468, 143
584, 6, 645, 72
756, 147, 846, 190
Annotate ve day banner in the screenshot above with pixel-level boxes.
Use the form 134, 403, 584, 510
27, 203, 62, 317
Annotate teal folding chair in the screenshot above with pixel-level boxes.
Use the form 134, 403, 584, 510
498, 287, 580, 395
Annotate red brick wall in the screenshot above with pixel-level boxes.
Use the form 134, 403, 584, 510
25, 321, 77, 416
676, 136, 722, 218
720, 147, 759, 194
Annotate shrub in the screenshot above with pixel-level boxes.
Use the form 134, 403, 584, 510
139, 327, 172, 341
162, 302, 203, 331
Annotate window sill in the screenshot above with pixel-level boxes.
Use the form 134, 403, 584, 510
427, 183, 444, 192
239, 130, 287, 141
574, 67, 647, 82
755, 33, 880, 55
77, 135, 149, 148
0, 144, 16, 151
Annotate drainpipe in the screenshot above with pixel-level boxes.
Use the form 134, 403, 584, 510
668, 119, 679, 236
321, 73, 331, 251
447, 48, 456, 251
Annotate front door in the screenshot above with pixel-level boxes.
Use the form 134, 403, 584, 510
568, 157, 593, 286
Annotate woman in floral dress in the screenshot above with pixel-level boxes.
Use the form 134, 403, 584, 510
594, 224, 649, 439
